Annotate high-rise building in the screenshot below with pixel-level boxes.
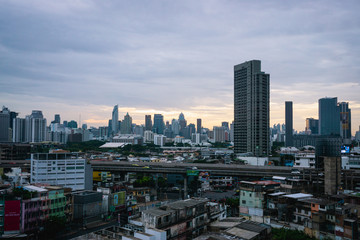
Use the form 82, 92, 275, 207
234, 60, 270, 156
67, 120, 78, 129
153, 114, 164, 134
221, 122, 229, 130
13, 118, 26, 142
319, 97, 340, 136
178, 113, 187, 136
0, 107, 10, 142
285, 101, 293, 147
121, 113, 133, 134
213, 126, 226, 143
197, 119, 202, 134
145, 115, 152, 131
52, 114, 61, 124
171, 119, 180, 136
339, 102, 351, 140
112, 105, 119, 135
305, 118, 319, 135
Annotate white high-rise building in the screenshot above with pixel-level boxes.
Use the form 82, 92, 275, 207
213, 126, 226, 143
31, 152, 92, 190
154, 134, 166, 146
144, 130, 154, 143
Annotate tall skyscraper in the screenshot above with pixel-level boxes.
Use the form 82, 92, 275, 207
112, 105, 119, 134
23, 110, 47, 143
234, 60, 270, 156
121, 113, 132, 134
153, 114, 164, 134
13, 118, 26, 142
145, 115, 152, 131
0, 108, 10, 142
171, 119, 180, 136
339, 102, 351, 140
306, 118, 319, 134
285, 101, 293, 147
319, 97, 340, 136
197, 119, 202, 134
178, 113, 187, 136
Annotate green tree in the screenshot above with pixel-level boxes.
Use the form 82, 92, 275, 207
272, 228, 317, 240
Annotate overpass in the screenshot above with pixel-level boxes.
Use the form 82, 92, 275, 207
90, 161, 315, 178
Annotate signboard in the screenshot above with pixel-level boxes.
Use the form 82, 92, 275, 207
111, 191, 126, 208
187, 170, 199, 176
341, 112, 349, 130
4, 200, 20, 232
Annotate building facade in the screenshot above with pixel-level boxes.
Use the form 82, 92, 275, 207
285, 101, 293, 147
234, 60, 270, 156
319, 97, 340, 136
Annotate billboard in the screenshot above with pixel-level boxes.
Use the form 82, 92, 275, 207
4, 200, 21, 232
187, 170, 199, 176
111, 191, 126, 209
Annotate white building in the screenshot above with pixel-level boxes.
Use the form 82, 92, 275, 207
294, 153, 315, 168
213, 126, 226, 143
31, 153, 92, 190
154, 134, 166, 146
144, 130, 154, 143
342, 155, 360, 170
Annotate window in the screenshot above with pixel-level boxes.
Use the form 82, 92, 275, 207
242, 200, 246, 204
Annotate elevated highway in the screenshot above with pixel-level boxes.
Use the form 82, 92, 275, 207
91, 161, 307, 178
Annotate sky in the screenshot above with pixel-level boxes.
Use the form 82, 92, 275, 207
0, 0, 359, 135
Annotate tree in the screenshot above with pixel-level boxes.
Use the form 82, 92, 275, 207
40, 216, 66, 238
272, 228, 317, 240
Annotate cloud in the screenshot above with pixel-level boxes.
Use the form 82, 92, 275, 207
1, 0, 360, 134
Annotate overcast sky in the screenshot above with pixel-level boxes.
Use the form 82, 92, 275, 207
1, 0, 359, 134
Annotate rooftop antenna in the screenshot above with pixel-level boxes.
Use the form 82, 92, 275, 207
79, 114, 81, 128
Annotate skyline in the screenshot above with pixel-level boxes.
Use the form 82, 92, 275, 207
1, 1, 360, 134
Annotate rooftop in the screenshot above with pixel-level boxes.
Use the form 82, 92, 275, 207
283, 193, 313, 199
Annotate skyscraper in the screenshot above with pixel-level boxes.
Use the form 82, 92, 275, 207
339, 102, 351, 140
319, 97, 340, 136
52, 114, 61, 124
285, 101, 293, 147
112, 105, 119, 135
145, 115, 152, 131
306, 118, 319, 134
153, 114, 164, 134
0, 108, 10, 142
121, 113, 132, 134
197, 119, 202, 134
178, 113, 187, 136
234, 60, 270, 156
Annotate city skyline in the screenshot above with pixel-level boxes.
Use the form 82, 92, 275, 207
1, 1, 359, 134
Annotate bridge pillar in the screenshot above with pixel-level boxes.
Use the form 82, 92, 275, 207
184, 175, 188, 199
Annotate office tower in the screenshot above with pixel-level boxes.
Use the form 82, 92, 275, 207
107, 119, 112, 137
213, 126, 226, 143
221, 122, 229, 130
153, 114, 164, 134
0, 108, 10, 142
121, 113, 133, 134
52, 114, 61, 124
185, 124, 196, 139
305, 118, 319, 134
13, 118, 26, 142
339, 102, 351, 140
134, 125, 144, 136
63, 120, 68, 128
319, 97, 340, 136
112, 105, 119, 134
234, 60, 270, 156
67, 120, 78, 129
23, 110, 47, 143
197, 119, 202, 134
285, 101, 293, 147
171, 119, 180, 136
178, 113, 187, 136
145, 115, 152, 131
